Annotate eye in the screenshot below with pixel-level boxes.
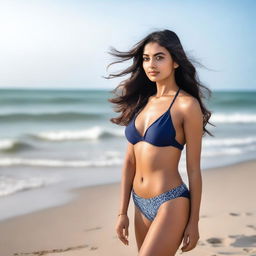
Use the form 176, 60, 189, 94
143, 57, 149, 61
156, 56, 163, 60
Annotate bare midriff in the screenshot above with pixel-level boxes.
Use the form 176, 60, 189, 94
132, 143, 183, 198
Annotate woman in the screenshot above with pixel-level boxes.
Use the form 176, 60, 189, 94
106, 29, 214, 255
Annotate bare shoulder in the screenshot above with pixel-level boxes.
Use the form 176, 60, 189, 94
178, 89, 203, 118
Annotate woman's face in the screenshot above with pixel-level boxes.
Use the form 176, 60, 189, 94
142, 42, 179, 82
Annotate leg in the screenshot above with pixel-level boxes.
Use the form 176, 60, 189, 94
134, 204, 152, 251
138, 196, 190, 256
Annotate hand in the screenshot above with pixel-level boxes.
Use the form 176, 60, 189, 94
115, 214, 129, 246
180, 221, 200, 252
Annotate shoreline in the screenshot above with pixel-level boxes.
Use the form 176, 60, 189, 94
1, 156, 255, 222
0, 159, 256, 255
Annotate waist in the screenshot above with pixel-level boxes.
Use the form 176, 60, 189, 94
132, 171, 184, 198
132, 182, 189, 200
134, 167, 182, 179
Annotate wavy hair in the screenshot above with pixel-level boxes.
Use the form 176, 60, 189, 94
104, 29, 215, 137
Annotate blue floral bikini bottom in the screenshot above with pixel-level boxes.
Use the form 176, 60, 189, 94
132, 182, 190, 222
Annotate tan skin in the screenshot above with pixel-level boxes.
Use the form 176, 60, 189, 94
115, 42, 203, 255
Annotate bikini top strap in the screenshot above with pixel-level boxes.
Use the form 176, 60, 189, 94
168, 88, 181, 110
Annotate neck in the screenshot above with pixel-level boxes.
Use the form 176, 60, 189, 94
154, 76, 179, 97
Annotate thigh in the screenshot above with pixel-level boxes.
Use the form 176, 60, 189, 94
134, 204, 152, 251
138, 197, 190, 256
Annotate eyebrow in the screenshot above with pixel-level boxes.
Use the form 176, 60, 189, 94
142, 52, 166, 56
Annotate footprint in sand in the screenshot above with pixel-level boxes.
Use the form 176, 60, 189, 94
206, 237, 223, 247
14, 244, 89, 255
218, 252, 242, 255
90, 246, 98, 250
246, 224, 256, 231
229, 212, 240, 216
243, 248, 253, 253
217, 252, 237, 255
84, 226, 102, 232
243, 247, 256, 255
229, 212, 255, 217
229, 234, 256, 248
228, 235, 240, 239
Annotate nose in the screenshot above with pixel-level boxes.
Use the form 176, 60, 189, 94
148, 58, 157, 68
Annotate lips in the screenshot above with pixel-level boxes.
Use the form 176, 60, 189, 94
149, 72, 159, 75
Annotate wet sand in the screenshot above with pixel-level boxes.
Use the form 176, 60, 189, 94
0, 159, 256, 256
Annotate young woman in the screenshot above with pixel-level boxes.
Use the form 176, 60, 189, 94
106, 29, 213, 255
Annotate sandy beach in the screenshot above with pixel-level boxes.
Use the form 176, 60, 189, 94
0, 159, 256, 256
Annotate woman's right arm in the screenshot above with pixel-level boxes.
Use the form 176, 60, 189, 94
118, 142, 136, 215
115, 142, 136, 245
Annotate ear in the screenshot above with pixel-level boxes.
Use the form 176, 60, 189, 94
174, 62, 179, 69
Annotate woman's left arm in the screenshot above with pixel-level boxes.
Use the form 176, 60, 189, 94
181, 97, 203, 252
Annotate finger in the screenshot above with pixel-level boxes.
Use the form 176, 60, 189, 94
125, 227, 129, 238
181, 244, 187, 251
182, 234, 189, 246
118, 232, 127, 241
116, 230, 126, 242
181, 235, 190, 250
122, 226, 128, 236
181, 241, 196, 252
181, 244, 193, 252
118, 229, 128, 245
118, 236, 127, 245
122, 226, 126, 238
121, 236, 129, 245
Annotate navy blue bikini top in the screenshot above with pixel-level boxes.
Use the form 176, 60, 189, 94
125, 88, 184, 150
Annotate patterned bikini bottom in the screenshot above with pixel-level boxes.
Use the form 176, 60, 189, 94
132, 182, 190, 222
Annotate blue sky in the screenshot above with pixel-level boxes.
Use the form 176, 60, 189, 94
0, 0, 255, 90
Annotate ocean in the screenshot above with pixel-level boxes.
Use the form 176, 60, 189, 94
0, 88, 256, 220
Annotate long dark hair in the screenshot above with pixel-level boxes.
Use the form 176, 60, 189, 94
104, 29, 214, 137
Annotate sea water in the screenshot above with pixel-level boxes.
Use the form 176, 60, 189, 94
0, 88, 255, 219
